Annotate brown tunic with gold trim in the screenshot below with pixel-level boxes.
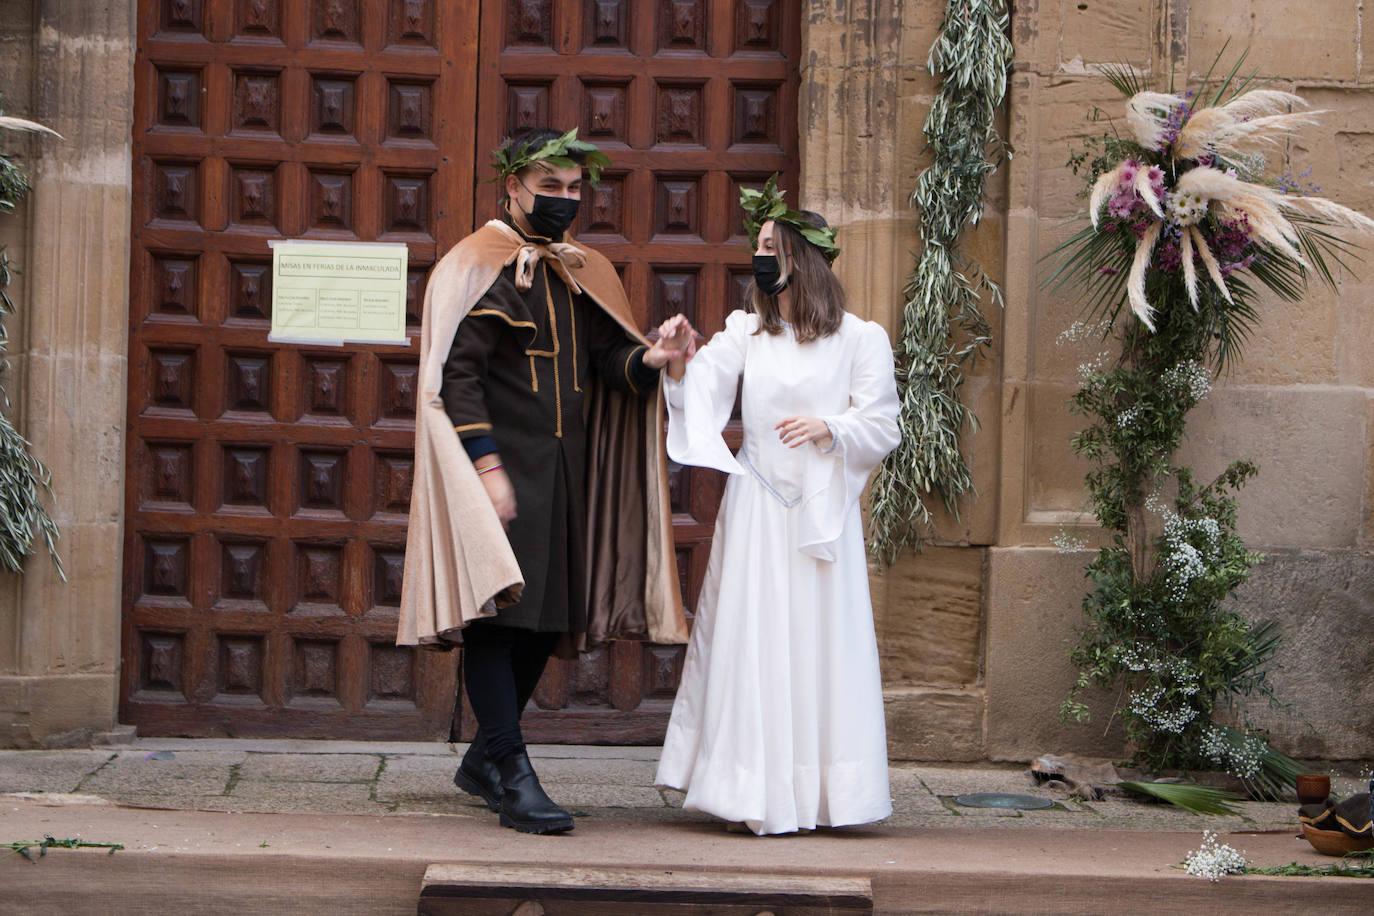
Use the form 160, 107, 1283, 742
440, 215, 656, 633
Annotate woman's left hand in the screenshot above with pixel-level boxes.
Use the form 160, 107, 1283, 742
775, 415, 833, 450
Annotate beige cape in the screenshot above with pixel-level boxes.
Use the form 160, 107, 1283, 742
397, 220, 687, 651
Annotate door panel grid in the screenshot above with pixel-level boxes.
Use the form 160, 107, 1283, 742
123, 0, 477, 738
124, 0, 799, 742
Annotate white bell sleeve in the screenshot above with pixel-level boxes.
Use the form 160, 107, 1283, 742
664, 310, 749, 475
798, 320, 901, 560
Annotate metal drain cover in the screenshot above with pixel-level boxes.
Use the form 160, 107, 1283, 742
954, 792, 1056, 810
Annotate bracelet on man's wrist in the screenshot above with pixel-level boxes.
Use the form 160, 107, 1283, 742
476, 462, 504, 476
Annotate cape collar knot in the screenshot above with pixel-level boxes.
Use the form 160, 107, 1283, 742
486, 219, 587, 294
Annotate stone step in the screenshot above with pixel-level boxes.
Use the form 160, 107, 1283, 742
418, 865, 873, 914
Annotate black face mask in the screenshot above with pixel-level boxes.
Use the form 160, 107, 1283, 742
752, 254, 788, 295
520, 187, 580, 240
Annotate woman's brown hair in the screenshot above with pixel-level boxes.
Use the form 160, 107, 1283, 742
747, 212, 845, 343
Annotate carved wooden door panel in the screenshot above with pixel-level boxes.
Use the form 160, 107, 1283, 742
467, 0, 801, 742
121, 0, 478, 738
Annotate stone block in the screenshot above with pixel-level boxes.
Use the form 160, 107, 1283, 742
1057, 0, 1155, 71
985, 547, 1127, 762
1189, 2, 1360, 83
1023, 381, 1094, 518
1334, 276, 1374, 392
875, 546, 983, 687
1366, 396, 1374, 546
1176, 386, 1367, 548
0, 673, 118, 748
832, 217, 918, 332
1008, 78, 1128, 222
884, 687, 986, 761
15, 521, 122, 675
1226, 288, 1341, 388
1226, 548, 1374, 760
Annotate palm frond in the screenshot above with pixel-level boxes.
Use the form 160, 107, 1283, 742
1099, 63, 1149, 99
1118, 781, 1244, 815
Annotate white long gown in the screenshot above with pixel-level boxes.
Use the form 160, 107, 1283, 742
654, 309, 901, 835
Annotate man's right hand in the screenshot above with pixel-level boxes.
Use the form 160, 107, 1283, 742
474, 456, 516, 529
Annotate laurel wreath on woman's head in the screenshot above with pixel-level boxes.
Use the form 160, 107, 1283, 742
491, 128, 613, 187
739, 173, 841, 263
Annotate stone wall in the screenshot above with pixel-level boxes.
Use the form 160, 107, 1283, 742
988, 0, 1374, 762
0, 0, 135, 747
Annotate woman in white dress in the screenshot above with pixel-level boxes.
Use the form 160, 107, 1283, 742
654, 180, 901, 835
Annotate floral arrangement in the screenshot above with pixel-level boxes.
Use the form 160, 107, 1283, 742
1048, 55, 1373, 785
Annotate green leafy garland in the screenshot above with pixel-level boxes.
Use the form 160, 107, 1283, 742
0, 103, 63, 577
490, 127, 612, 186
1047, 55, 1372, 781
739, 173, 841, 263
868, 0, 1013, 563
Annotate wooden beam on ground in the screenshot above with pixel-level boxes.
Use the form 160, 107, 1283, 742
418, 864, 874, 915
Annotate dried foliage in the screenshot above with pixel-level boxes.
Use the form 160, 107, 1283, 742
868, 0, 1012, 563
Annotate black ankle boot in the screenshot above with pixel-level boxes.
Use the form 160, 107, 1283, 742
497, 751, 573, 834
453, 735, 503, 812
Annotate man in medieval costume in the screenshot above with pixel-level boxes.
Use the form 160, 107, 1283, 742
398, 128, 688, 834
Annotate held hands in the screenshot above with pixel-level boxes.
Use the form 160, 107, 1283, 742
645, 313, 697, 380
473, 456, 516, 529
775, 416, 833, 451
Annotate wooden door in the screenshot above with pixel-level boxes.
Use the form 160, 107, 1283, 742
467, 0, 801, 743
121, 0, 478, 738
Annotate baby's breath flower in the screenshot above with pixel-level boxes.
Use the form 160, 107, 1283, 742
1183, 831, 1248, 881
1052, 531, 1088, 553
1161, 360, 1212, 402
1116, 406, 1142, 429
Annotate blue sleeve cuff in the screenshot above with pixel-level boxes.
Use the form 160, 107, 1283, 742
462, 435, 499, 461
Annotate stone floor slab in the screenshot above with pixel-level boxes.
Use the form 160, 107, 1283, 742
236, 753, 381, 784
80, 751, 247, 796
0, 750, 113, 794
556, 784, 668, 809
375, 755, 466, 804
910, 764, 1041, 797
224, 780, 380, 814
532, 757, 659, 787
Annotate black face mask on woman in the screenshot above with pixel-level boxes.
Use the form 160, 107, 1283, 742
752, 254, 788, 295
519, 185, 580, 239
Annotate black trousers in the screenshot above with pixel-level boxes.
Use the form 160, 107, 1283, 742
462, 621, 561, 762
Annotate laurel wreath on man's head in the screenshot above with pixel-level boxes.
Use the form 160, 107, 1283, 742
491, 128, 613, 187
739, 173, 841, 263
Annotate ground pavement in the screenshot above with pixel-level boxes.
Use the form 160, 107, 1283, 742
1, 739, 1371, 913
